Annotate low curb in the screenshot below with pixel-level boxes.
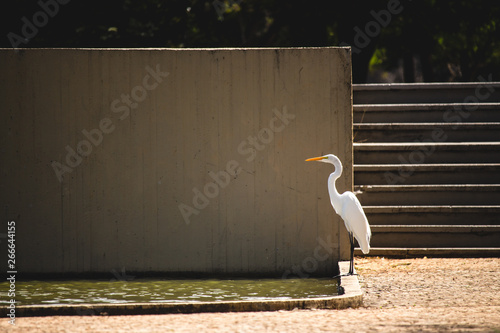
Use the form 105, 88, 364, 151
355, 247, 500, 258
0, 262, 362, 317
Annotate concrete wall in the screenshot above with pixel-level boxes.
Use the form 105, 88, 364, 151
0, 48, 352, 276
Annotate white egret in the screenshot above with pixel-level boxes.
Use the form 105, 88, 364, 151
306, 154, 371, 276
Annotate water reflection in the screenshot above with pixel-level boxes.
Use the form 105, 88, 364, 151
0, 278, 338, 305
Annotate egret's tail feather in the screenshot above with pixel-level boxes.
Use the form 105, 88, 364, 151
358, 232, 371, 254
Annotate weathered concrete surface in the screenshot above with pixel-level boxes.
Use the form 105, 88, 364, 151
0, 48, 353, 275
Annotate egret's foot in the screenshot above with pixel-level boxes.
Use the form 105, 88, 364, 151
332, 272, 358, 279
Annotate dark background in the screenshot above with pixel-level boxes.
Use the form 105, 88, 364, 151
2, 0, 499, 83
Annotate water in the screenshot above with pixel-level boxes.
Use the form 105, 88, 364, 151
0, 278, 338, 306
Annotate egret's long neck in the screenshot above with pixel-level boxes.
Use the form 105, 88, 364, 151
327, 161, 343, 213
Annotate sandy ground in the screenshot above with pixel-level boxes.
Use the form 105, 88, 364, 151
1, 257, 499, 332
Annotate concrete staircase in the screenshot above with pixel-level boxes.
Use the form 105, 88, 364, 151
353, 83, 500, 257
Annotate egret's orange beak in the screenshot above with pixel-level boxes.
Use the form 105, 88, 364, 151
305, 156, 327, 162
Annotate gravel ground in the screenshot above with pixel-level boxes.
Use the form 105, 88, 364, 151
2, 257, 499, 332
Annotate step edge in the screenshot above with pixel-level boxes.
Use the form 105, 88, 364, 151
354, 163, 500, 170
355, 184, 500, 192
354, 103, 500, 111
354, 122, 500, 128
354, 142, 500, 150
363, 206, 500, 213
353, 82, 500, 91
353, 247, 500, 257
371, 225, 500, 232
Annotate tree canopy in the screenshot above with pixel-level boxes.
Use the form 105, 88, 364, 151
2, 0, 499, 82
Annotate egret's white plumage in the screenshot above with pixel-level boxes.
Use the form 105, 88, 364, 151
306, 154, 371, 275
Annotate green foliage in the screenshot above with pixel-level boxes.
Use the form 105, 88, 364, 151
2, 0, 499, 82
373, 0, 500, 81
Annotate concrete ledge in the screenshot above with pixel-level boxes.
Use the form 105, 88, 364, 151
355, 247, 500, 258
354, 163, 500, 171
365, 207, 500, 214
371, 224, 500, 233
353, 82, 500, 104
354, 142, 500, 150
353, 82, 500, 91
354, 122, 500, 129
0, 262, 362, 317
355, 184, 500, 192
354, 103, 500, 111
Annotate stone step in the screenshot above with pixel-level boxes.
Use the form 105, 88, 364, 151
354, 103, 500, 123
353, 82, 500, 104
354, 142, 500, 164
353, 122, 500, 143
354, 163, 500, 185
363, 205, 500, 225
352, 83, 500, 254
354, 247, 500, 257
369, 225, 500, 248
355, 184, 500, 206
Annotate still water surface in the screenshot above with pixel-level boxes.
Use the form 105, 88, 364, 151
0, 278, 338, 305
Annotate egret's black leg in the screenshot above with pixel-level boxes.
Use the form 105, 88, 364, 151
333, 232, 356, 279
349, 232, 355, 275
